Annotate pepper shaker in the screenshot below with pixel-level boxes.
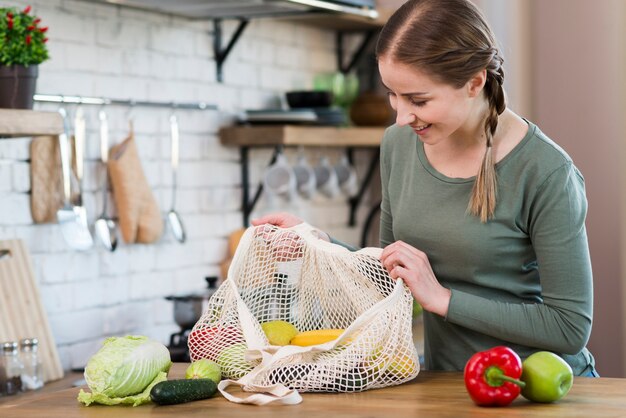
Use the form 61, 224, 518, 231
2, 341, 23, 395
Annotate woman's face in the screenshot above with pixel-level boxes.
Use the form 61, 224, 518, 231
378, 56, 476, 144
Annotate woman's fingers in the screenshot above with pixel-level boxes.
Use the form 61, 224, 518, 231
251, 212, 303, 228
381, 242, 422, 271
388, 264, 409, 281
379, 240, 450, 317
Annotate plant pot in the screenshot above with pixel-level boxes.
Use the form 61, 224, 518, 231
0, 65, 38, 109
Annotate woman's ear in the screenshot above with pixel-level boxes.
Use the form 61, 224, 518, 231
467, 69, 487, 98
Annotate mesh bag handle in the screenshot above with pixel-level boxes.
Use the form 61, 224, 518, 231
218, 277, 408, 404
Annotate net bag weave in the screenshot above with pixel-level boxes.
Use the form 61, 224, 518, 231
188, 222, 419, 405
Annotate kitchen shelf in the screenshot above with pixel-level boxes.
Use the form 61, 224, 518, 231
86, 0, 393, 82
0, 109, 63, 138
220, 124, 383, 238
213, 14, 381, 81
220, 125, 384, 147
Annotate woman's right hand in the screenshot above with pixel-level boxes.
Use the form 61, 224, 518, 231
251, 212, 303, 228
251, 212, 304, 262
250, 213, 331, 262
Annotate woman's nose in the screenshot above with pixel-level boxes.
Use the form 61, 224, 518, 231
395, 105, 416, 126
396, 100, 417, 126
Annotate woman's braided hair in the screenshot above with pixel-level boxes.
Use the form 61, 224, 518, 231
376, 0, 506, 222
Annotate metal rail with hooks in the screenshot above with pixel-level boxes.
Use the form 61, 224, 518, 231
34, 94, 218, 111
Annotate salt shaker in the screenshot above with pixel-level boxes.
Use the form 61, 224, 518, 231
2, 341, 23, 395
19, 338, 44, 390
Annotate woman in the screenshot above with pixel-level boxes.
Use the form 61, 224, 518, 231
254, 0, 597, 376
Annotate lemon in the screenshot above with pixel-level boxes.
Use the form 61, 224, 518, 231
366, 347, 417, 379
261, 320, 299, 346
386, 354, 417, 378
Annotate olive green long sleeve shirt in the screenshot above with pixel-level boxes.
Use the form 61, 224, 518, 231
380, 121, 595, 375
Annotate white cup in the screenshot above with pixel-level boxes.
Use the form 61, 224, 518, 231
313, 156, 340, 199
292, 155, 316, 199
334, 154, 358, 198
263, 153, 297, 201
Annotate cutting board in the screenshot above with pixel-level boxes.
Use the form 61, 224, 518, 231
0, 239, 64, 382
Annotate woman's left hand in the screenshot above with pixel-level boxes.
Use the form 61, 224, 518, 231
380, 240, 451, 317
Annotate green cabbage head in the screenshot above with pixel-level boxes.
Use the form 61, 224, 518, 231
77, 335, 172, 406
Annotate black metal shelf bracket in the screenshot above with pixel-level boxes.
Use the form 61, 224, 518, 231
240, 145, 282, 227
336, 29, 378, 74
212, 19, 376, 81
347, 147, 379, 227
213, 18, 249, 83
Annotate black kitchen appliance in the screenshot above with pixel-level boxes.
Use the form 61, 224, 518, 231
165, 276, 219, 362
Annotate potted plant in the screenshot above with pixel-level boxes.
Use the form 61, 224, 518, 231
0, 5, 49, 109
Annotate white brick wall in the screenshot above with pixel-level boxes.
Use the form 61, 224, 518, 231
0, 0, 381, 371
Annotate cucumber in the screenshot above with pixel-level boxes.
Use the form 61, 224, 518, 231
150, 378, 218, 405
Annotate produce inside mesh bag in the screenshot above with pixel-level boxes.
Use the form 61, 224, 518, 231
188, 222, 419, 405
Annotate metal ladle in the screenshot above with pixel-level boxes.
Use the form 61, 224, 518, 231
168, 114, 186, 243
94, 110, 118, 251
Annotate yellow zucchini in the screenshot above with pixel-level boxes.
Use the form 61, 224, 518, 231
290, 329, 345, 346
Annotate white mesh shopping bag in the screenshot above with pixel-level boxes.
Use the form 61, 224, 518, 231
188, 222, 419, 405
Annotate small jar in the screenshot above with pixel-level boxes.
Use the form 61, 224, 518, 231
19, 338, 44, 391
2, 341, 23, 395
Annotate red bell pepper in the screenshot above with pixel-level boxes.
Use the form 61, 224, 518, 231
188, 326, 244, 361
464, 346, 525, 406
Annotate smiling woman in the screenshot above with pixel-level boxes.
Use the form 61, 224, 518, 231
253, 0, 598, 379
371, 0, 598, 377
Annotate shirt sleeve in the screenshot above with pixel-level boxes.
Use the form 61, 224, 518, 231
379, 132, 395, 248
446, 162, 593, 355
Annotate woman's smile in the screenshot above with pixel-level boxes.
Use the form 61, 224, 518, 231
412, 123, 432, 135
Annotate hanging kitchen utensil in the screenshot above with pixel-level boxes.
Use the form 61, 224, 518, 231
30, 135, 64, 224
56, 108, 93, 251
167, 113, 186, 243
94, 110, 118, 251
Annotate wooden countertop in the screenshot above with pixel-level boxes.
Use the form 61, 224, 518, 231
2, 363, 625, 417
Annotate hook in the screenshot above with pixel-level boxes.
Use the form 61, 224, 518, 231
98, 109, 109, 163
126, 100, 136, 133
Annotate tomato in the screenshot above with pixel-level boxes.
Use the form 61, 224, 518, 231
188, 326, 244, 361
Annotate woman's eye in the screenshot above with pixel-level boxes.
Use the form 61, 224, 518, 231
410, 99, 427, 107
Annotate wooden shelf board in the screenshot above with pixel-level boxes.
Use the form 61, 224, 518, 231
220, 125, 385, 147
0, 109, 63, 138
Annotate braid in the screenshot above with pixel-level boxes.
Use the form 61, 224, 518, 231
468, 52, 506, 222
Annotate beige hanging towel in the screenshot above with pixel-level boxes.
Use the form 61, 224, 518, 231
108, 129, 163, 244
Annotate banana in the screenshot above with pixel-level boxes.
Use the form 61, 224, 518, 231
289, 329, 345, 346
